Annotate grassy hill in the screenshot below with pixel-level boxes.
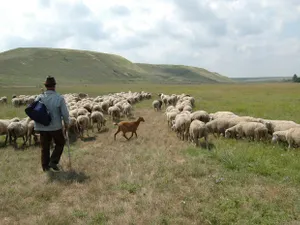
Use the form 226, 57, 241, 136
0, 47, 233, 86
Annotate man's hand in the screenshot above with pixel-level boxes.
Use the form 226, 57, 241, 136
64, 124, 69, 136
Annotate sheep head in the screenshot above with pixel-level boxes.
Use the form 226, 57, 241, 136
271, 134, 279, 143
225, 129, 234, 138
137, 117, 145, 122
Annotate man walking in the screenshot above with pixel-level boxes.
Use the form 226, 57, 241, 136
34, 76, 69, 172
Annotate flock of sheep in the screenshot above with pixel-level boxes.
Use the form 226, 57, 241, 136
152, 93, 300, 149
0, 95, 36, 107
1, 90, 300, 150
0, 91, 151, 148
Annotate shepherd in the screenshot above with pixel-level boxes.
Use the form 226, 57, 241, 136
33, 76, 70, 172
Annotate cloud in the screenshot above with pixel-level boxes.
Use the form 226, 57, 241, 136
0, 0, 300, 78
110, 5, 131, 16
38, 0, 51, 8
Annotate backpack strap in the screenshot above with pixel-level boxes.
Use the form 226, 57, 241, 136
37, 92, 46, 103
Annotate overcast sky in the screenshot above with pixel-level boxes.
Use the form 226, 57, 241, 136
1, 0, 300, 78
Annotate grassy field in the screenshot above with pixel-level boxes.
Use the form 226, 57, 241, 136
1, 83, 300, 225
0, 48, 233, 86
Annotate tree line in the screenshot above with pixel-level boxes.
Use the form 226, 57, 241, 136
292, 74, 300, 83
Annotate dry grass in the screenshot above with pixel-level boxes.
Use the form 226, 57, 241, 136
1, 107, 300, 225
0, 109, 199, 224
2, 83, 300, 224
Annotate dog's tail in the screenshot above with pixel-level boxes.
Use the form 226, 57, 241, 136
113, 122, 118, 126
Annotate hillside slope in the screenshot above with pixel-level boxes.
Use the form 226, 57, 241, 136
0, 47, 233, 86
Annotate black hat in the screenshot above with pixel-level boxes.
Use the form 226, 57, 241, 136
44, 76, 56, 87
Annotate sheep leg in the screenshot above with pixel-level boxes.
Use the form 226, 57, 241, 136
195, 138, 199, 147
74, 125, 79, 136
123, 132, 130, 140
205, 136, 209, 150
185, 132, 189, 141
176, 131, 180, 139
76, 123, 82, 138
114, 128, 120, 140
188, 134, 192, 143
23, 135, 28, 147
181, 131, 184, 140
212, 132, 217, 138
4, 133, 8, 146
128, 132, 134, 140
11, 135, 16, 145
255, 132, 260, 142
9, 133, 12, 145
288, 139, 293, 150
13, 136, 18, 148
81, 128, 84, 138
78, 127, 82, 138
91, 121, 94, 132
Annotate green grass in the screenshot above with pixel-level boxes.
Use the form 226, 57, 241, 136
1, 82, 300, 224
1, 82, 299, 121
0, 47, 233, 86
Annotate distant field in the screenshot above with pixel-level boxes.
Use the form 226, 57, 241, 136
232, 76, 292, 83
1, 82, 300, 225
1, 83, 299, 121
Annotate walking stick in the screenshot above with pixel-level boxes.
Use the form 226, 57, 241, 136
65, 130, 72, 170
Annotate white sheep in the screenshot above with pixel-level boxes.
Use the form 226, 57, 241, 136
152, 100, 163, 111
123, 103, 133, 118
285, 127, 300, 149
189, 120, 209, 148
262, 119, 300, 134
101, 101, 110, 114
92, 104, 103, 113
171, 113, 191, 141
206, 116, 265, 137
7, 117, 32, 147
108, 106, 121, 122
83, 102, 93, 113
225, 122, 269, 141
271, 130, 288, 145
27, 120, 38, 146
205, 118, 231, 137
69, 109, 78, 118
91, 111, 106, 132
182, 105, 193, 112
67, 116, 78, 134
165, 105, 175, 113
191, 110, 210, 123
11, 98, 22, 107
209, 111, 238, 120
166, 110, 179, 128
76, 115, 90, 138
0, 117, 20, 146
0, 96, 7, 104
77, 108, 89, 116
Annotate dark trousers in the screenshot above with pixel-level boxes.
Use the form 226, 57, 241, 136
39, 129, 65, 170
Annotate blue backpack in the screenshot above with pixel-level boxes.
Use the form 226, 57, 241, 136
25, 95, 52, 126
